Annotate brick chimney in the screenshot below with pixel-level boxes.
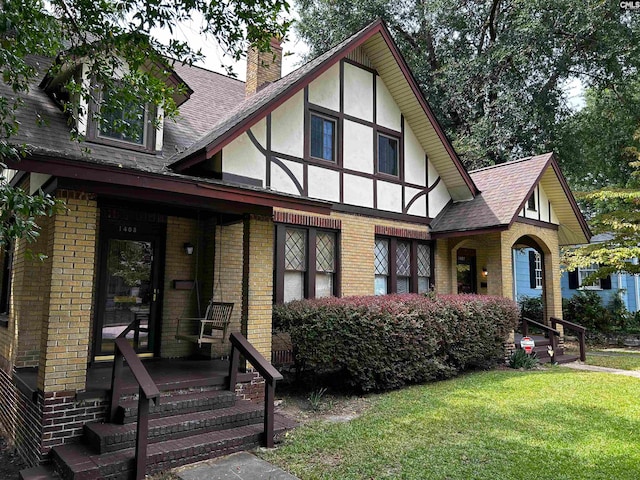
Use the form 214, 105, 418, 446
245, 37, 283, 97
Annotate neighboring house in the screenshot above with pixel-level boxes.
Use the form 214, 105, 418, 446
514, 233, 640, 312
0, 20, 591, 474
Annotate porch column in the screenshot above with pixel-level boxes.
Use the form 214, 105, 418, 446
241, 214, 274, 360
38, 191, 97, 394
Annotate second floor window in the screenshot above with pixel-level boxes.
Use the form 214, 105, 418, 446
378, 133, 398, 176
310, 113, 336, 162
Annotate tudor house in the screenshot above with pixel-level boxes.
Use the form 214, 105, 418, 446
0, 20, 590, 477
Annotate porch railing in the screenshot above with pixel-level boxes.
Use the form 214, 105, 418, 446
521, 317, 561, 355
228, 332, 283, 448
108, 337, 160, 480
551, 316, 587, 362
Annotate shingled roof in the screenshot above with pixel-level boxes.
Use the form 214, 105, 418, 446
430, 153, 591, 245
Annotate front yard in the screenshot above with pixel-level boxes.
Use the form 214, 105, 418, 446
263, 368, 640, 479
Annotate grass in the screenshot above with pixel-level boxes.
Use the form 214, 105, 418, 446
261, 369, 640, 479
585, 350, 640, 371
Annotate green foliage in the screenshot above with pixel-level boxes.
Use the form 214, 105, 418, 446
508, 349, 538, 369
518, 295, 544, 324
0, 0, 290, 246
555, 82, 640, 189
295, 0, 640, 168
273, 294, 519, 393
563, 290, 613, 332
307, 387, 328, 411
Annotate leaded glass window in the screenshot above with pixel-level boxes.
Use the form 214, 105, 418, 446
396, 241, 410, 294
374, 238, 389, 295
417, 243, 431, 294
284, 229, 306, 302
316, 231, 335, 298
378, 134, 398, 176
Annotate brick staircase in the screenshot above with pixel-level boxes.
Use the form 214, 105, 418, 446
19, 383, 296, 480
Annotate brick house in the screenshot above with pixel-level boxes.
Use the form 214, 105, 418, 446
0, 20, 590, 476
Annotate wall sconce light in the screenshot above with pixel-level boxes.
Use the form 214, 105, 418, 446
482, 266, 488, 277
184, 242, 194, 256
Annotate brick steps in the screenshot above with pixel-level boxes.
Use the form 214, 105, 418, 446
516, 336, 578, 364
114, 389, 235, 424
18, 464, 59, 480
85, 400, 264, 453
51, 416, 296, 480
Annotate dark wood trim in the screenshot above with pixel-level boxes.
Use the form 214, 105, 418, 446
410, 241, 418, 293
266, 114, 272, 188
333, 203, 432, 225
245, 129, 267, 155
220, 172, 263, 188
375, 234, 432, 294
343, 57, 378, 75
8, 171, 28, 188
271, 156, 304, 195
515, 217, 559, 230
274, 224, 286, 304
305, 108, 340, 166
9, 154, 331, 215
307, 229, 316, 299
403, 177, 440, 214
389, 237, 398, 293
400, 114, 405, 184
425, 154, 430, 216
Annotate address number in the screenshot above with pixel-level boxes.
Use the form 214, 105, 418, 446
118, 226, 137, 233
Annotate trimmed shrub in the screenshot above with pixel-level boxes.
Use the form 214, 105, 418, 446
273, 294, 519, 393
563, 290, 612, 332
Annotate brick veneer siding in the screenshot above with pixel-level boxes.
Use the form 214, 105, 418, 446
161, 216, 198, 358
210, 222, 244, 358
242, 215, 274, 360
38, 191, 97, 393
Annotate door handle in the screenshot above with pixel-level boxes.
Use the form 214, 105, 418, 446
153, 289, 159, 302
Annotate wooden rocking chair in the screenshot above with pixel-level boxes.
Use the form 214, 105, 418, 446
175, 300, 234, 345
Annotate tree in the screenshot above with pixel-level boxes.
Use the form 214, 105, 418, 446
555, 80, 640, 190
0, 0, 290, 248
295, 0, 640, 170
562, 125, 640, 281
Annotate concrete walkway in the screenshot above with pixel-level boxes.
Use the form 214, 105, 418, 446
175, 452, 299, 480
562, 361, 640, 378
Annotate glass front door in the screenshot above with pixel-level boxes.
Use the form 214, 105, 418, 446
457, 248, 477, 294
95, 237, 160, 358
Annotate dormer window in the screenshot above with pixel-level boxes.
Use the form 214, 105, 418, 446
87, 84, 157, 152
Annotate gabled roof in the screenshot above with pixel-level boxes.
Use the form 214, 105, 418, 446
169, 19, 478, 200
430, 153, 591, 245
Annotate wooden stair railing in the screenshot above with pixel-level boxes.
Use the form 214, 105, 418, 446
109, 337, 160, 480
551, 317, 587, 362
521, 317, 561, 355
227, 332, 283, 448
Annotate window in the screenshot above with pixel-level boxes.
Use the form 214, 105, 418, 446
310, 113, 336, 162
527, 192, 537, 211
377, 134, 398, 176
87, 83, 156, 152
0, 242, 14, 321
534, 252, 543, 288
276, 225, 338, 303
578, 263, 601, 290
375, 237, 431, 295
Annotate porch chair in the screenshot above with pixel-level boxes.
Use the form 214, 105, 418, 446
175, 300, 234, 345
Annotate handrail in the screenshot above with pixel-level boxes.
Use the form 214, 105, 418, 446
228, 332, 283, 448
521, 317, 561, 360
117, 314, 150, 350
551, 317, 587, 362
109, 337, 160, 480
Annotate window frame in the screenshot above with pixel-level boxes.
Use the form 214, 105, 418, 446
376, 132, 400, 177
534, 251, 543, 289
374, 236, 432, 295
275, 224, 340, 303
309, 112, 337, 163
578, 264, 601, 290
86, 83, 158, 153
527, 192, 537, 211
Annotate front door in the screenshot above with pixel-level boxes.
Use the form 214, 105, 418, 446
94, 208, 165, 360
457, 248, 477, 294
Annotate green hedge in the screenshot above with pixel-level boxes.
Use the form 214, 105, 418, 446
273, 294, 519, 392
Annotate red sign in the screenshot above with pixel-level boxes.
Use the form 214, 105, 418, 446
520, 336, 535, 354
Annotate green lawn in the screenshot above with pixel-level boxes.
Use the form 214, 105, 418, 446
262, 369, 640, 479
585, 350, 640, 371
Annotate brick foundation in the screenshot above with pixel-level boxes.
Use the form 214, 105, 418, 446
235, 371, 266, 403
